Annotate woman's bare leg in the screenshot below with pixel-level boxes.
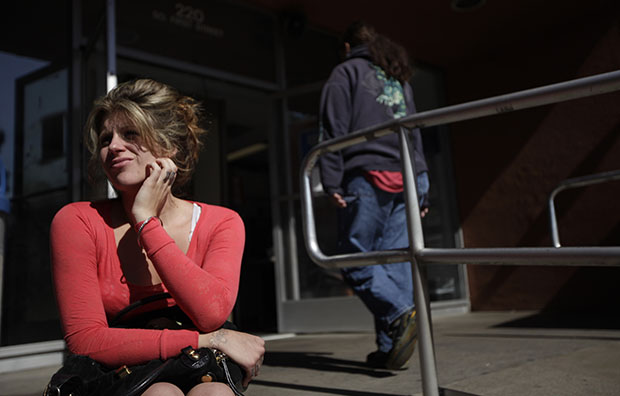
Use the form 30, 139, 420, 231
140, 382, 184, 396
187, 382, 234, 396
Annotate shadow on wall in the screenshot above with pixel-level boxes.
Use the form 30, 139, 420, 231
517, 123, 620, 248
450, 17, 620, 248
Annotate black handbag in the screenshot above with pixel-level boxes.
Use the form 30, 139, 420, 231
43, 293, 246, 396
43, 346, 245, 396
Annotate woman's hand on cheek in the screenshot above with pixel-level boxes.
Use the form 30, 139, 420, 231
132, 158, 177, 223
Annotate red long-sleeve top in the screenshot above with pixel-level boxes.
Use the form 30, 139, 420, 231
50, 200, 245, 368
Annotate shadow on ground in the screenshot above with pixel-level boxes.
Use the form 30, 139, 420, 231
494, 311, 620, 330
251, 379, 410, 396
263, 351, 398, 378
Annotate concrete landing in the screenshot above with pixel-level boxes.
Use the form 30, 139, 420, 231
2, 311, 619, 396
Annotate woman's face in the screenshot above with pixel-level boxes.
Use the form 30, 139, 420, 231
99, 112, 158, 192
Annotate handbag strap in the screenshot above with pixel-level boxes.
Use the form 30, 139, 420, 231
120, 359, 174, 396
221, 358, 245, 396
109, 292, 171, 327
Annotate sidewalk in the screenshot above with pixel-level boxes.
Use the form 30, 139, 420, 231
3, 311, 620, 396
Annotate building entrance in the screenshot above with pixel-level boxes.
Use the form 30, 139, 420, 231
0, 1, 467, 366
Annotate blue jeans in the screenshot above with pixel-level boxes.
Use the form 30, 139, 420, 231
338, 172, 429, 353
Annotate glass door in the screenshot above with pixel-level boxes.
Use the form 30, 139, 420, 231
273, 89, 375, 333
2, 66, 70, 345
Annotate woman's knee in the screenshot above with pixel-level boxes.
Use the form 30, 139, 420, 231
187, 382, 233, 396
140, 382, 184, 396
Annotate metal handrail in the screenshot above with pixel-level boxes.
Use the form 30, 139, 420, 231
299, 69, 620, 396
548, 169, 620, 247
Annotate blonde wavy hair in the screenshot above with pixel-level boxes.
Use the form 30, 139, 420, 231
85, 79, 207, 191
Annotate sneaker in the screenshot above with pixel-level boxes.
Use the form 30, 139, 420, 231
365, 350, 389, 368
366, 309, 418, 369
385, 309, 417, 369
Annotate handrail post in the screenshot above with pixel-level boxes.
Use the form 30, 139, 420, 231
548, 189, 562, 248
399, 126, 439, 396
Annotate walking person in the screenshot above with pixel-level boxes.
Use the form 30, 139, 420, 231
318, 21, 430, 369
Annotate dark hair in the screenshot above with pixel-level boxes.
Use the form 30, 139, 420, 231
342, 20, 413, 84
84, 79, 207, 190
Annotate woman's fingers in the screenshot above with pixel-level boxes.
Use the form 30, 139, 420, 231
242, 336, 265, 387
162, 170, 176, 184
132, 158, 177, 222
155, 158, 177, 185
216, 330, 264, 387
144, 161, 159, 180
144, 158, 177, 187
250, 354, 264, 377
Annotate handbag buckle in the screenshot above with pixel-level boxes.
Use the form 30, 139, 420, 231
213, 349, 226, 364
115, 365, 132, 379
188, 349, 200, 361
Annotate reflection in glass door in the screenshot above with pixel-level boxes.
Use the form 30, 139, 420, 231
3, 66, 70, 345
